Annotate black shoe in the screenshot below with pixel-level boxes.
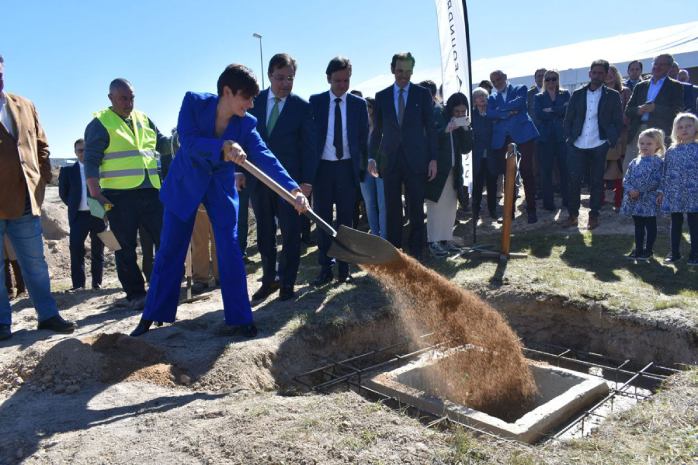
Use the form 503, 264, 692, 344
664, 253, 682, 264
251, 281, 280, 301
92, 283, 103, 290
337, 272, 353, 284
301, 233, 314, 245
0, 324, 11, 341
192, 281, 208, 295
37, 315, 77, 333
312, 270, 333, 287
627, 249, 640, 260
66, 286, 84, 294
638, 250, 653, 261
243, 256, 255, 265
527, 212, 538, 224
241, 323, 258, 338
278, 286, 295, 301
130, 319, 153, 337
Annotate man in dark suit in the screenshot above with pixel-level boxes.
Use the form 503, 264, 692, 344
247, 53, 316, 302
487, 70, 541, 223
59, 138, 106, 291
625, 53, 684, 172
624, 60, 643, 91
562, 60, 623, 230
527, 68, 546, 201
310, 57, 369, 285
368, 52, 438, 260
669, 62, 696, 114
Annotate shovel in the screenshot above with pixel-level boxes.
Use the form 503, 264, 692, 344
242, 161, 399, 265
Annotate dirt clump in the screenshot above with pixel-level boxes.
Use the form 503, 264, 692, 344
364, 251, 538, 422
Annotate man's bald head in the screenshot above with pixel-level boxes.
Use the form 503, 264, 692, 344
108, 78, 135, 117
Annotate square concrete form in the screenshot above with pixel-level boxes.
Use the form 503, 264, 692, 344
365, 352, 609, 444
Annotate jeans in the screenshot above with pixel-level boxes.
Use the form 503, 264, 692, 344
632, 216, 657, 253
567, 143, 608, 218
359, 174, 387, 239
670, 213, 698, 258
105, 188, 163, 301
0, 213, 59, 325
537, 140, 569, 209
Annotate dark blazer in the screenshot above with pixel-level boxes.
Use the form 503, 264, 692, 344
486, 83, 539, 149
425, 105, 472, 203
58, 162, 87, 224
680, 82, 696, 114
248, 89, 317, 190
369, 83, 438, 176
563, 84, 623, 148
625, 77, 684, 141
309, 91, 369, 186
624, 78, 641, 92
471, 109, 499, 176
534, 90, 571, 143
527, 86, 541, 128
161, 92, 298, 224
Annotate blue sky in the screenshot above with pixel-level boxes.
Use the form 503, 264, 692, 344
2, 0, 694, 159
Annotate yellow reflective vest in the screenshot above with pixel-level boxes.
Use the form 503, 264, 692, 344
95, 108, 161, 190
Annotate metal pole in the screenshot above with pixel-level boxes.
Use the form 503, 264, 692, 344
253, 33, 265, 89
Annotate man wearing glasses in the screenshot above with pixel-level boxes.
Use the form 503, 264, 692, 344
247, 53, 317, 302
59, 138, 106, 291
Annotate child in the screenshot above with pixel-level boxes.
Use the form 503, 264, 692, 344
658, 113, 698, 266
620, 128, 664, 261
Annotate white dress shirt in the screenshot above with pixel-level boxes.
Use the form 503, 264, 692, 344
0, 93, 15, 139
265, 89, 287, 124
494, 83, 509, 102
642, 76, 666, 122
393, 82, 410, 120
574, 86, 606, 150
77, 161, 90, 211
321, 91, 350, 161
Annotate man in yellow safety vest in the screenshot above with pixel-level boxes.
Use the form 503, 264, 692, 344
83, 78, 171, 310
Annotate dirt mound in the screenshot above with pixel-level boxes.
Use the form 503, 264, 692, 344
364, 251, 538, 422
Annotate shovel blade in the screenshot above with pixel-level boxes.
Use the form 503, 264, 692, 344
328, 225, 399, 265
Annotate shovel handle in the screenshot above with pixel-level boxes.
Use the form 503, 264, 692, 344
241, 160, 338, 238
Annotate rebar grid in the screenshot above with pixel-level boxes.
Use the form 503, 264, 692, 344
292, 336, 682, 443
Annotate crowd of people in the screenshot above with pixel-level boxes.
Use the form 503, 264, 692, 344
1, 50, 697, 342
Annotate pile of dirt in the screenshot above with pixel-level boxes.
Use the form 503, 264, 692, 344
364, 251, 538, 422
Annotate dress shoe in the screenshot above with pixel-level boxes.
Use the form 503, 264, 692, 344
241, 323, 258, 338
66, 286, 84, 294
561, 215, 578, 228
130, 319, 153, 337
129, 296, 147, 311
251, 281, 280, 301
527, 212, 538, 224
192, 281, 208, 295
92, 283, 103, 290
337, 272, 353, 284
0, 324, 11, 341
312, 270, 333, 287
588, 216, 599, 230
37, 315, 77, 333
278, 286, 295, 301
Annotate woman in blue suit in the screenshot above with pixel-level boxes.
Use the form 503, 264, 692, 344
534, 69, 571, 211
130, 64, 308, 337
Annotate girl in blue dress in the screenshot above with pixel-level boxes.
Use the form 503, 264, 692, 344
658, 113, 698, 266
620, 128, 664, 261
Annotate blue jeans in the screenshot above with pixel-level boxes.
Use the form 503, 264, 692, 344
0, 213, 59, 325
567, 143, 608, 218
359, 175, 387, 239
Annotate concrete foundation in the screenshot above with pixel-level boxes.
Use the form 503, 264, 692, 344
365, 352, 609, 444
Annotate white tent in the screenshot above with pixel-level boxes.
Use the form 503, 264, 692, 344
355, 21, 698, 96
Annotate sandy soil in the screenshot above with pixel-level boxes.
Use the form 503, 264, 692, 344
0, 186, 694, 464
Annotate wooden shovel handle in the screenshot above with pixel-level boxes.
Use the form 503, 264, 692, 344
241, 160, 337, 238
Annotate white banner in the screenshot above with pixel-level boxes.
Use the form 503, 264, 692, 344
435, 0, 471, 103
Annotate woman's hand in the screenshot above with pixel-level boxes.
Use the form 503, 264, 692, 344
222, 140, 247, 165
290, 188, 309, 214
445, 118, 459, 133
368, 159, 379, 178
656, 193, 663, 206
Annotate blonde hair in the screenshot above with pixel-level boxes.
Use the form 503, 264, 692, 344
543, 69, 561, 93
637, 128, 666, 156
670, 112, 698, 146
607, 65, 623, 92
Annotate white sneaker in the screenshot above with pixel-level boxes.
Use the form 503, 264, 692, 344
441, 241, 462, 254
429, 242, 449, 259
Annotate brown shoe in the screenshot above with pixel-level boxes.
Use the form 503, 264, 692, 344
588, 216, 599, 230
561, 216, 578, 228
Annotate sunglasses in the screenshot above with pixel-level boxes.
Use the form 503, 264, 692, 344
545, 77, 558, 82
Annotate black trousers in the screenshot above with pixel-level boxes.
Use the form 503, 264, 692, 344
632, 216, 657, 254
70, 211, 106, 288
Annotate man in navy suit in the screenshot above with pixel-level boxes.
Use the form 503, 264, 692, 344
625, 60, 643, 92
130, 63, 308, 337
487, 70, 540, 223
247, 53, 316, 302
368, 52, 438, 259
58, 138, 106, 291
310, 57, 369, 285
